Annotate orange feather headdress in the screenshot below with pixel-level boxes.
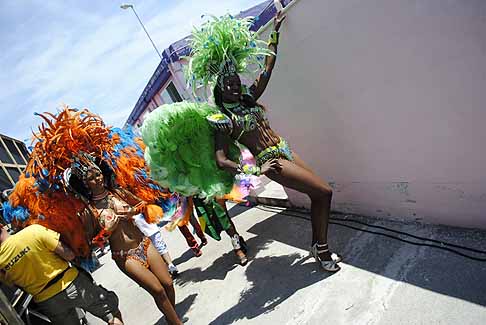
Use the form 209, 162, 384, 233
3, 106, 169, 257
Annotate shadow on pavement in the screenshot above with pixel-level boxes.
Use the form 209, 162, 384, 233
154, 293, 197, 325
248, 206, 486, 307
174, 206, 338, 323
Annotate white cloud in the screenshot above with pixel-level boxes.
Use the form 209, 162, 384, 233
0, 0, 265, 141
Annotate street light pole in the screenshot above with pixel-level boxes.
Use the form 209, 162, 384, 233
120, 4, 163, 60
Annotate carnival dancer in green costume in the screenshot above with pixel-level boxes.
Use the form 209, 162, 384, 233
143, 10, 341, 271
187, 10, 342, 272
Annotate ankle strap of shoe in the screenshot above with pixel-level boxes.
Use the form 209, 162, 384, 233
231, 234, 241, 250
314, 243, 329, 253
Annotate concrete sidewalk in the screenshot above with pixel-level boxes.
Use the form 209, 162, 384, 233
87, 204, 486, 325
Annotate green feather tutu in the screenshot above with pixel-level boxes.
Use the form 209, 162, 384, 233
141, 101, 239, 199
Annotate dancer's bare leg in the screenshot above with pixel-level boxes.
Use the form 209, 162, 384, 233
216, 199, 248, 264
117, 250, 181, 325
146, 244, 176, 308
267, 158, 333, 261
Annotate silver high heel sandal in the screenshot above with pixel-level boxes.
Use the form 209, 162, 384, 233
310, 243, 342, 263
310, 243, 341, 272
231, 234, 248, 266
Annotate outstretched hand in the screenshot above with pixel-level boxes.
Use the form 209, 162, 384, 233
260, 158, 283, 175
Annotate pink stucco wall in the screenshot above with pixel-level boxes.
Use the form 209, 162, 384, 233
257, 0, 486, 228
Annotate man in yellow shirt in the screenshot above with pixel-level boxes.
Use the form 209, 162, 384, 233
0, 224, 123, 324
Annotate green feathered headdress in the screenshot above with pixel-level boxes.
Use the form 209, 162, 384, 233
185, 14, 273, 95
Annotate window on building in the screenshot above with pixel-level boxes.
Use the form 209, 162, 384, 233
160, 82, 183, 104
3, 139, 25, 165
5, 167, 21, 184
0, 140, 14, 164
160, 89, 172, 104
17, 144, 30, 162
167, 82, 183, 102
0, 168, 12, 191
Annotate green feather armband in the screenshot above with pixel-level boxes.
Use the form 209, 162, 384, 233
206, 113, 233, 135
268, 31, 279, 46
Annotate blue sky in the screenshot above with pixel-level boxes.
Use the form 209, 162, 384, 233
0, 0, 264, 142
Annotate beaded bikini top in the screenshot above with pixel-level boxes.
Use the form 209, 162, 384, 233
224, 102, 268, 137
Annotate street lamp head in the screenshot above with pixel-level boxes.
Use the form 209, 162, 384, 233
120, 2, 162, 60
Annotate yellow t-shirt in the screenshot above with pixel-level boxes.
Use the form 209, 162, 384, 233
0, 224, 79, 302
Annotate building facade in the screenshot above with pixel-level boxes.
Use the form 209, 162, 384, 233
0, 134, 29, 192
125, 0, 289, 130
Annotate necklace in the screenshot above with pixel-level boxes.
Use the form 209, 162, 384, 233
92, 190, 109, 201
222, 101, 240, 109
223, 101, 248, 114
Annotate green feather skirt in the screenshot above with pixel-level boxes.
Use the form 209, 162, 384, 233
141, 101, 239, 199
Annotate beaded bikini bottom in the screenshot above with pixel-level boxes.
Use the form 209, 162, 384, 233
255, 138, 293, 166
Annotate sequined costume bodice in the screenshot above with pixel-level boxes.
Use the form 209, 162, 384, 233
92, 191, 143, 251
222, 103, 267, 139
221, 102, 281, 153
